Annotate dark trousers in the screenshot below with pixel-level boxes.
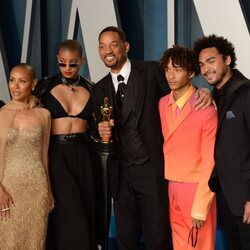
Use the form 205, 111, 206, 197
46, 139, 96, 250
217, 190, 250, 250
114, 160, 171, 250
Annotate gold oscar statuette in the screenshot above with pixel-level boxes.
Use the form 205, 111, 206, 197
100, 97, 113, 143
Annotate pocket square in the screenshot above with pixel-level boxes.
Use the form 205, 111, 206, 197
226, 110, 235, 119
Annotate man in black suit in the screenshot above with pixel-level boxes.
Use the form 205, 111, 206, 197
194, 34, 250, 250
0, 100, 5, 108
93, 26, 211, 250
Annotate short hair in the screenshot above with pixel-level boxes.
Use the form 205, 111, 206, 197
12, 63, 36, 79
193, 34, 236, 69
98, 26, 126, 43
160, 45, 199, 75
58, 39, 83, 56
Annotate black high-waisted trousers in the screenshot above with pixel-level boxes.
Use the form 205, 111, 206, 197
46, 133, 96, 250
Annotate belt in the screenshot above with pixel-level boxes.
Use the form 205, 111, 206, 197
50, 132, 90, 144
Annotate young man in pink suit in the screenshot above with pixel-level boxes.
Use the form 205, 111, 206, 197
159, 45, 218, 250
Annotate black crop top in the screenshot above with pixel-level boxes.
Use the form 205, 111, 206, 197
42, 92, 92, 119
35, 74, 93, 120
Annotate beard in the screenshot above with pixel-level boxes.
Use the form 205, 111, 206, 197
104, 60, 118, 69
214, 69, 229, 89
205, 67, 229, 89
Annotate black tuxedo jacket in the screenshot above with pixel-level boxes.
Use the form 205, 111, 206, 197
93, 60, 169, 197
209, 70, 250, 216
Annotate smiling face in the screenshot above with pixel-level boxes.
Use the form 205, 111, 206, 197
9, 66, 37, 103
57, 49, 83, 79
198, 47, 232, 89
98, 31, 129, 73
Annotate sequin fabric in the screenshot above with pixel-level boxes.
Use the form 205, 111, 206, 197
0, 125, 49, 250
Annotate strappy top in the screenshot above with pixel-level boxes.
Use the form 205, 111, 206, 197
35, 74, 94, 120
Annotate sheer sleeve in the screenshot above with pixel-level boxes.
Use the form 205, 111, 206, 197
33, 108, 51, 170
0, 109, 18, 183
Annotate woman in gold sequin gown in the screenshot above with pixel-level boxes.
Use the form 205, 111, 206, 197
0, 63, 51, 249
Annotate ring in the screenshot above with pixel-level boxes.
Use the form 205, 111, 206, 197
1, 208, 10, 212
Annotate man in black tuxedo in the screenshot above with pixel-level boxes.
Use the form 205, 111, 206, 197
93, 26, 211, 250
194, 34, 250, 250
0, 100, 5, 108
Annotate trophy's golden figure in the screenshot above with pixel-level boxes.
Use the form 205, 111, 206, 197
100, 97, 113, 143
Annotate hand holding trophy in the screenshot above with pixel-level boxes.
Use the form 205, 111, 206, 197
97, 97, 113, 250
100, 97, 113, 143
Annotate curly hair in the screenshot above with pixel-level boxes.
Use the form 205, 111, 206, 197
193, 34, 236, 69
160, 45, 199, 75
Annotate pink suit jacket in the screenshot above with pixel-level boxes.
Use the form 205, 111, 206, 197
159, 92, 218, 220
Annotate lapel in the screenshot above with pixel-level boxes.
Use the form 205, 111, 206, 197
119, 72, 135, 125
164, 94, 194, 142
119, 61, 146, 126
217, 96, 233, 133
217, 78, 250, 133
165, 103, 192, 142
132, 62, 147, 126
97, 74, 116, 119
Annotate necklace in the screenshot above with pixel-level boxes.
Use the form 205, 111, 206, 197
61, 76, 80, 91
8, 100, 30, 111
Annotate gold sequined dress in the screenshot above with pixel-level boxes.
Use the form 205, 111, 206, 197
0, 125, 50, 249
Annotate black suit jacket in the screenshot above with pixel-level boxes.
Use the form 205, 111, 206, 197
93, 60, 169, 197
209, 70, 250, 216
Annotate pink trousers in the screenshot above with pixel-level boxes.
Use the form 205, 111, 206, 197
168, 181, 216, 250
